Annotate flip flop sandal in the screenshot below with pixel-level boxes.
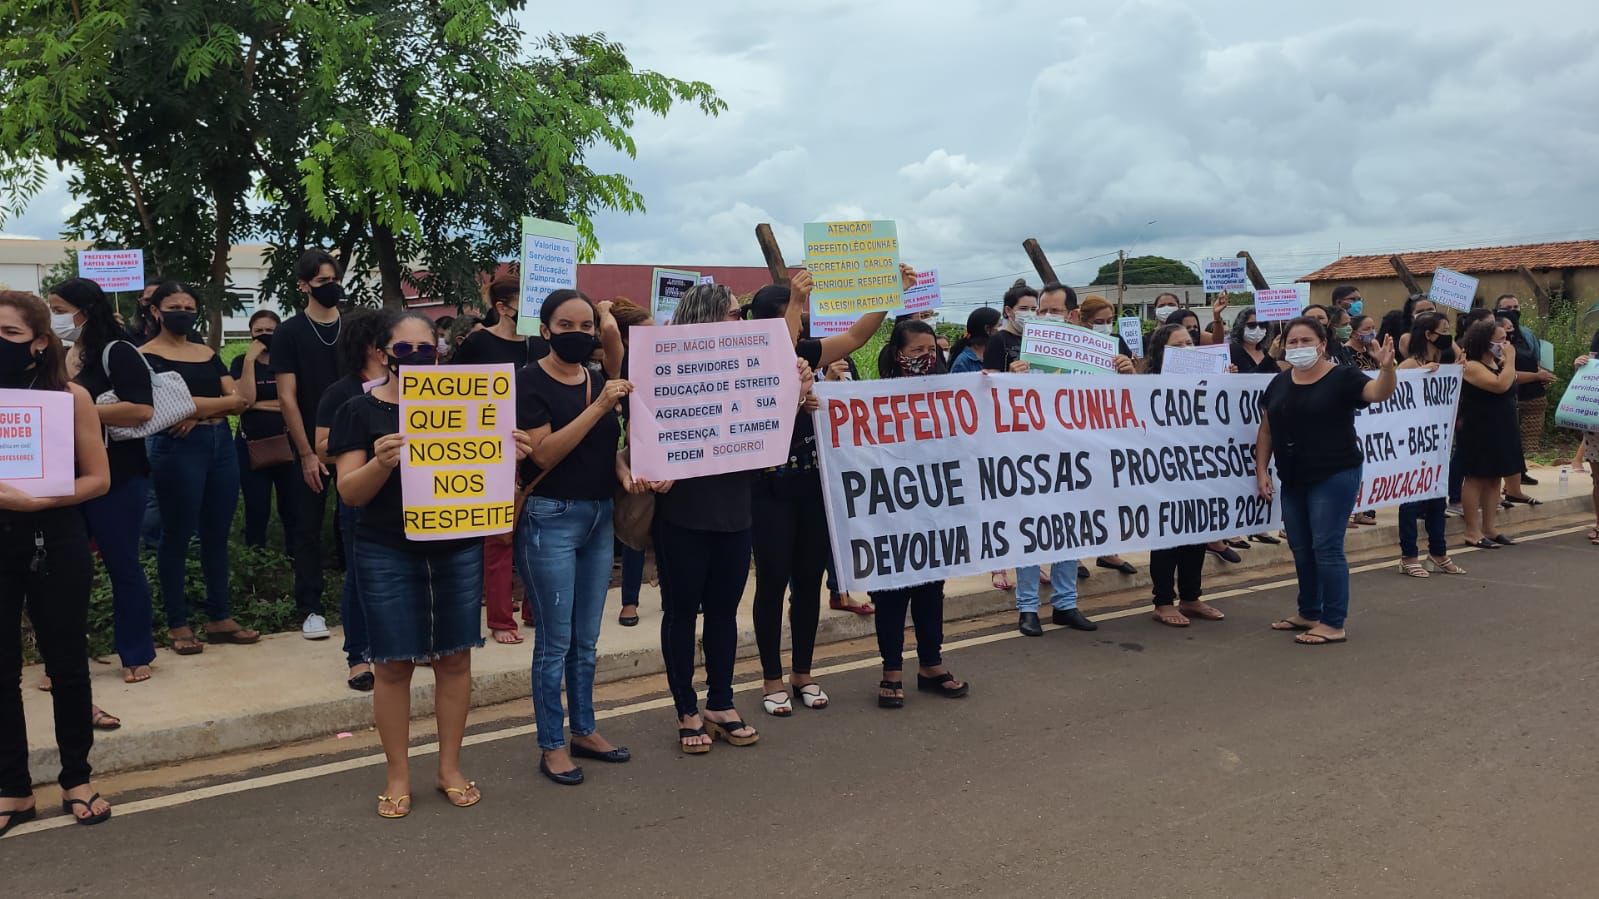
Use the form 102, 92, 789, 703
91, 707, 121, 731
0, 805, 38, 838
878, 681, 905, 709
795, 683, 829, 710
205, 627, 260, 645
1504, 495, 1542, 506
1399, 561, 1430, 578
678, 726, 711, 754
1181, 604, 1226, 621
1152, 609, 1191, 627
61, 793, 111, 826
1270, 619, 1314, 631
1295, 633, 1348, 646
990, 571, 1013, 591
123, 666, 152, 684
761, 691, 793, 717
376, 794, 412, 819
703, 717, 759, 747
491, 629, 524, 645
1464, 538, 1500, 550
916, 672, 969, 698
169, 632, 205, 655
436, 782, 480, 808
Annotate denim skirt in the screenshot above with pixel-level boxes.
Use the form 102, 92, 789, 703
354, 539, 484, 663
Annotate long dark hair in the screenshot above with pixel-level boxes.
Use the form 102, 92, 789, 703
877, 319, 944, 378
1406, 312, 1449, 364
1459, 319, 1500, 364
0, 291, 70, 391
1228, 305, 1274, 348
50, 277, 122, 384
338, 309, 391, 376
1144, 323, 1187, 374
947, 307, 1000, 365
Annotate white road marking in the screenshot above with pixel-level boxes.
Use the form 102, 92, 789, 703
5, 523, 1587, 839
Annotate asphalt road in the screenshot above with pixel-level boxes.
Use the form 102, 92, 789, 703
5, 524, 1598, 898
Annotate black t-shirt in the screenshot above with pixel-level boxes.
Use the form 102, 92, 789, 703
1508, 328, 1544, 401
767, 338, 825, 476
528, 335, 550, 363
656, 471, 752, 532
316, 373, 367, 432
1260, 365, 1371, 488
516, 363, 619, 500
982, 331, 1023, 371
1229, 341, 1279, 374
230, 354, 285, 439
272, 312, 343, 450
452, 330, 531, 368
76, 340, 152, 485
145, 351, 227, 398
326, 393, 473, 553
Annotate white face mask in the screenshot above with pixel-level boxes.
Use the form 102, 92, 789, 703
1091, 323, 1113, 334
1152, 305, 1177, 322
1012, 309, 1036, 325
1243, 326, 1267, 344
1285, 347, 1321, 370
1037, 312, 1065, 323
51, 311, 81, 343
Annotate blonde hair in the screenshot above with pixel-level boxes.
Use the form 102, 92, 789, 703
1079, 295, 1113, 321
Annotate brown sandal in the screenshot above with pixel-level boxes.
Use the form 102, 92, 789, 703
169, 629, 205, 655
123, 665, 152, 684
1152, 607, 1190, 627
91, 707, 121, 730
205, 621, 260, 645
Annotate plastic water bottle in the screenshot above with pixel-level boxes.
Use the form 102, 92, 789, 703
1559, 467, 1570, 498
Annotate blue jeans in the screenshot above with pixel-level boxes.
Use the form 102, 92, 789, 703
354, 539, 483, 663
81, 475, 156, 667
1398, 497, 1448, 559
148, 424, 239, 627
1280, 465, 1362, 630
1015, 561, 1077, 613
140, 441, 162, 552
619, 543, 644, 607
338, 498, 369, 666
516, 497, 614, 751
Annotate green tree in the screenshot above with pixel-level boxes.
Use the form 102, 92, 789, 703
1091, 255, 1201, 286
0, 2, 723, 339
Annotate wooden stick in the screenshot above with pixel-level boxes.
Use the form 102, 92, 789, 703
1388, 255, 1425, 300
754, 224, 790, 285
1235, 251, 1270, 291
1021, 238, 1075, 309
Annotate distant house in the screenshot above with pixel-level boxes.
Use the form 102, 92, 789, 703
1298, 239, 1599, 315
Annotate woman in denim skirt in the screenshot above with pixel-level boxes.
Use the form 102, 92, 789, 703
331, 312, 533, 818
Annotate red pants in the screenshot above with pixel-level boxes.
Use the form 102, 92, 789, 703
484, 538, 519, 631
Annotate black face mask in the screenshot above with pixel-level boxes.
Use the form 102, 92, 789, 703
255, 333, 275, 350
1433, 334, 1456, 364
310, 282, 344, 308
1186, 327, 1201, 345
0, 335, 37, 376
1497, 309, 1520, 328
161, 310, 197, 337
549, 330, 597, 364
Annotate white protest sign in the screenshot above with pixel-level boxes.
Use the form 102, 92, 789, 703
901, 268, 942, 316
1254, 287, 1304, 322
1428, 267, 1478, 312
650, 268, 700, 325
516, 217, 579, 336
1162, 344, 1230, 375
1554, 360, 1599, 432
1201, 258, 1249, 292
1020, 321, 1119, 373
698, 275, 715, 285
1118, 316, 1144, 358
78, 249, 145, 292
813, 369, 1460, 592
0, 388, 76, 497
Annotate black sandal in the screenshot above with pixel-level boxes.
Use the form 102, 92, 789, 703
878, 680, 905, 709
703, 717, 758, 747
1249, 533, 1281, 545
0, 804, 37, 838
916, 672, 969, 698
61, 793, 111, 826
678, 726, 710, 755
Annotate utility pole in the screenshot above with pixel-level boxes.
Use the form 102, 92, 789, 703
1116, 249, 1126, 317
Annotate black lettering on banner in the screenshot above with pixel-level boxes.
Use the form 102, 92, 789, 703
1214, 389, 1232, 424
1240, 389, 1263, 425
976, 452, 1091, 500
851, 527, 972, 578
1360, 430, 1398, 463
981, 520, 1010, 558
1423, 376, 1459, 407
1148, 388, 1210, 427
1156, 497, 1231, 536
1117, 505, 1150, 540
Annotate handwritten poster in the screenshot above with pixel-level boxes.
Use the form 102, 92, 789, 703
517, 217, 579, 336
1119, 316, 1144, 358
1020, 321, 1119, 373
398, 364, 516, 540
651, 268, 700, 325
0, 389, 74, 497
1160, 344, 1231, 375
804, 220, 902, 333
1428, 267, 1479, 312
78, 249, 146, 292
627, 318, 800, 480
902, 268, 942, 316
1201, 258, 1249, 293
1254, 287, 1305, 322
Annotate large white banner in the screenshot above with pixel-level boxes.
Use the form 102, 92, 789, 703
814, 369, 1460, 592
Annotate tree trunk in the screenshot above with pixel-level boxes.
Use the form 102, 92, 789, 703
373, 223, 406, 310
207, 189, 235, 350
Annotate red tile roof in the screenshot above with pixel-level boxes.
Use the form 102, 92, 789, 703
1299, 239, 1599, 282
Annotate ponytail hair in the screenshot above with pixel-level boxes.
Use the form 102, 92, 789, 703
49, 277, 122, 384
947, 307, 1000, 367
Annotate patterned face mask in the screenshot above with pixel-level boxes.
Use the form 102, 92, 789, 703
899, 352, 936, 375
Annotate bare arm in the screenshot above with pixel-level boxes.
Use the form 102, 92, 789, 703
1462, 359, 1516, 394
237, 356, 259, 405
192, 375, 246, 419
1254, 413, 1274, 501
597, 301, 624, 379
95, 400, 153, 428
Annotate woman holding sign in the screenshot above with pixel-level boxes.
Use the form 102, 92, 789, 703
516, 289, 636, 785
1257, 317, 1397, 646
330, 312, 534, 817
0, 291, 114, 831
1394, 316, 1466, 577
1454, 320, 1523, 550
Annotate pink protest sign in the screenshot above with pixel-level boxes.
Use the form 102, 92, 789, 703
628, 319, 800, 481
0, 388, 75, 497
397, 364, 516, 540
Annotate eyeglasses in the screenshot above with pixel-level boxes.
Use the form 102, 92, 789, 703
390, 342, 438, 360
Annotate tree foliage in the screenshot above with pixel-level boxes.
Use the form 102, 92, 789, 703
1091, 255, 1201, 286
0, 0, 724, 338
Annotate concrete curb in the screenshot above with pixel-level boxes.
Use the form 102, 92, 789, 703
32, 493, 1593, 780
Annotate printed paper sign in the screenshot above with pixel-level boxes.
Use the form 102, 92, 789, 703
812, 369, 1459, 592
627, 318, 801, 480
698, 275, 715, 285
1428, 267, 1479, 312
901, 268, 942, 316
398, 364, 516, 540
517, 217, 579, 336
1118, 316, 1144, 358
0, 388, 75, 497
1201, 258, 1249, 293
1254, 287, 1304, 322
78, 249, 145, 292
804, 220, 901, 333
1555, 360, 1599, 432
1161, 344, 1230, 375
1020, 321, 1119, 373
651, 268, 700, 325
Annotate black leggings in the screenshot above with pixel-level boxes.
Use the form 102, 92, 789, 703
1, 507, 95, 798
1149, 543, 1206, 606
868, 581, 945, 673
653, 521, 752, 718
750, 477, 828, 681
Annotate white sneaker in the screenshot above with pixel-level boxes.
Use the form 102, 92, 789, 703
1444, 503, 1464, 518
302, 613, 331, 640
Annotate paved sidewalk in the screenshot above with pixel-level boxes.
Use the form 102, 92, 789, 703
23, 466, 1594, 783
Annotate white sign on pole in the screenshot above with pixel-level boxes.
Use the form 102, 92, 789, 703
78, 250, 145, 292
516, 217, 579, 336
1201, 258, 1249, 293
1254, 287, 1305, 322
1428, 267, 1479, 312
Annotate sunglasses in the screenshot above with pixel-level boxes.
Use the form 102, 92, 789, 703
390, 342, 438, 360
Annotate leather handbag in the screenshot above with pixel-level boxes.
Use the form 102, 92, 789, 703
95, 340, 197, 440
241, 423, 294, 470
613, 443, 655, 551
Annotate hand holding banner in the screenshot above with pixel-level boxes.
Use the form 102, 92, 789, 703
1020, 321, 1118, 373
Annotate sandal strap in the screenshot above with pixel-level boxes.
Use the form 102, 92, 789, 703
678, 727, 707, 738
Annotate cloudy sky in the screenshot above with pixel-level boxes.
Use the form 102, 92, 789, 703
7, 0, 1598, 312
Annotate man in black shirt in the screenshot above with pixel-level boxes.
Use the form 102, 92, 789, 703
274, 249, 346, 641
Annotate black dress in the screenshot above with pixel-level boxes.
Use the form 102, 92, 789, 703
1455, 362, 1523, 478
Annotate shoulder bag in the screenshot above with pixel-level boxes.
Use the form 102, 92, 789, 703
96, 341, 198, 441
